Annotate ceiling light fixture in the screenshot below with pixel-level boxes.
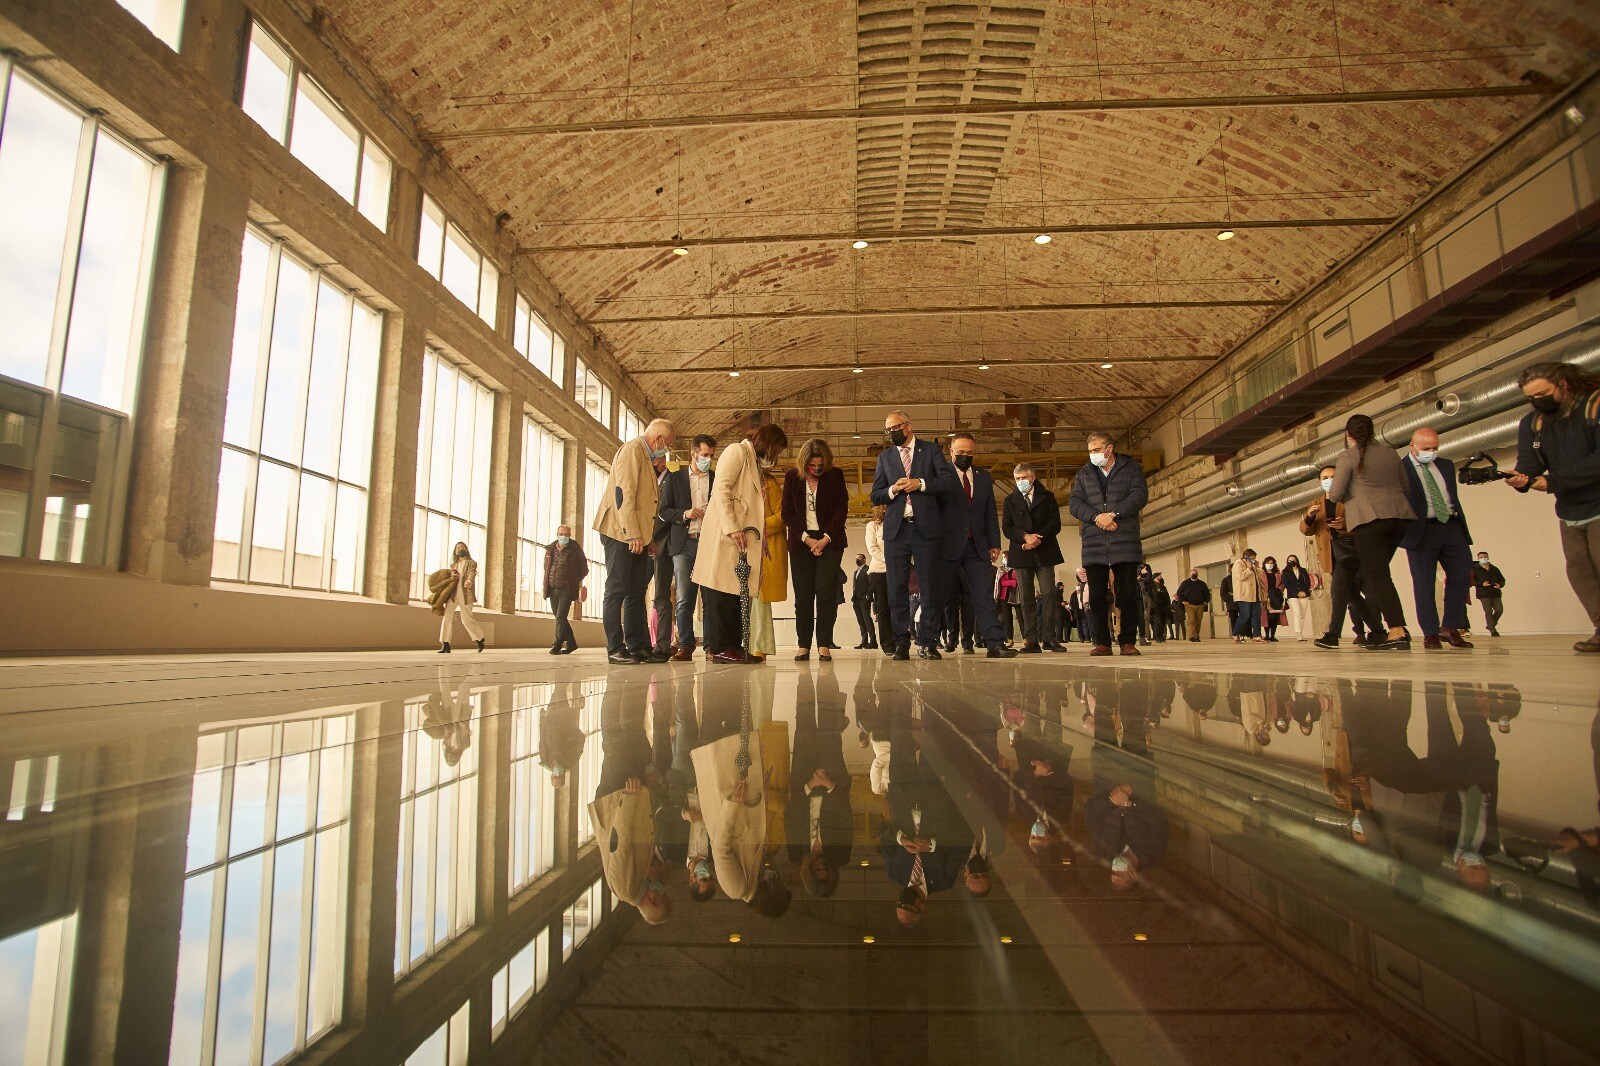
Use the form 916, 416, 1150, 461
672, 246, 689, 256
728, 933, 742, 943
862, 935, 876, 944
1041, 430, 1051, 435
1034, 234, 1051, 244
852, 432, 861, 439
1100, 363, 1114, 369
977, 363, 990, 370
1216, 230, 1235, 241
1133, 933, 1148, 942
728, 370, 740, 378
852, 367, 864, 374
852, 239, 869, 250
1564, 104, 1586, 126
999, 936, 1013, 945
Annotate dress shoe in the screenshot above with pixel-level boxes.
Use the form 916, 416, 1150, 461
670, 647, 695, 662
712, 650, 748, 664
961, 643, 975, 654
883, 646, 897, 659
918, 646, 943, 660
1423, 635, 1442, 649
747, 652, 766, 663
1139, 639, 1151, 647
1442, 629, 1474, 649
438, 642, 451, 654
1313, 635, 1339, 649
892, 644, 911, 661
1089, 645, 1112, 657
943, 640, 958, 653
854, 642, 868, 650
819, 649, 833, 662
548, 644, 563, 654
607, 652, 642, 665
1489, 629, 1500, 637
475, 638, 486, 652
559, 645, 576, 654
1575, 631, 1600, 653
1043, 642, 1068, 653
986, 645, 1018, 658
1365, 633, 1412, 651
1120, 644, 1141, 656
794, 649, 810, 662
1019, 642, 1042, 654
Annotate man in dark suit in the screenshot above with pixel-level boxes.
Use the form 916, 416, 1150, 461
1399, 428, 1475, 649
658, 434, 717, 660
935, 432, 1019, 659
879, 690, 973, 926
785, 670, 854, 896
850, 553, 877, 649
869, 410, 957, 660
1002, 462, 1066, 653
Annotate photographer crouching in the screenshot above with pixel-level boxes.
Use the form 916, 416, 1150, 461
1505, 361, 1600, 653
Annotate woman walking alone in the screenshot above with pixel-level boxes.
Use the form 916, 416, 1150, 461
783, 438, 849, 662
436, 541, 486, 653
1327, 413, 1416, 650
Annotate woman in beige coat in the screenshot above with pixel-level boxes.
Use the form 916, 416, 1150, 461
439, 541, 486, 653
1326, 413, 1416, 650
693, 424, 789, 663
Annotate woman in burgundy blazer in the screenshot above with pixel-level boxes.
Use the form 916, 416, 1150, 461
782, 438, 850, 660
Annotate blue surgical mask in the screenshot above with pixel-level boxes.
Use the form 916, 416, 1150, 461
1089, 451, 1109, 468
1111, 855, 1130, 874
1477, 556, 1489, 565
1029, 819, 1048, 839
695, 455, 712, 473
558, 535, 571, 546
1415, 449, 1437, 464
1320, 477, 1334, 494
1015, 479, 1033, 494
692, 860, 711, 881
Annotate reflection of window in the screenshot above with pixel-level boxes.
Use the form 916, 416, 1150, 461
170, 714, 354, 1066
404, 1001, 469, 1066
581, 460, 610, 621
509, 685, 558, 893
516, 420, 566, 614
213, 229, 380, 592
115, 0, 185, 47
411, 350, 494, 601
0, 64, 163, 566
619, 405, 643, 443
418, 195, 498, 326
0, 914, 77, 1064
573, 681, 603, 845
395, 694, 480, 977
239, 22, 391, 230
572, 359, 612, 429
512, 295, 565, 385
5, 753, 61, 820
561, 878, 605, 960
490, 929, 549, 1041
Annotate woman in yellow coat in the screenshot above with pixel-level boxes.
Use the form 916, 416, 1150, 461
748, 465, 788, 661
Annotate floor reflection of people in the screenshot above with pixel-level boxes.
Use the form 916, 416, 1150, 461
855, 662, 892, 796
690, 688, 792, 918
654, 675, 718, 902
1086, 675, 1168, 890
1345, 679, 1501, 896
538, 680, 585, 789
786, 668, 853, 897
423, 664, 478, 767
590, 680, 670, 924
880, 690, 973, 926
1012, 728, 1074, 857
920, 700, 1010, 896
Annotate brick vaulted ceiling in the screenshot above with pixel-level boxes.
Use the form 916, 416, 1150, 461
323, 0, 1600, 437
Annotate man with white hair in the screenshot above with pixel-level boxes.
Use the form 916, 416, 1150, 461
1067, 430, 1150, 656
593, 417, 676, 664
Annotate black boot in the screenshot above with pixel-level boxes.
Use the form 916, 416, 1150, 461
476, 638, 485, 652
438, 642, 451, 654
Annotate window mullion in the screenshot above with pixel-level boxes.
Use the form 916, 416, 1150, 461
322, 295, 356, 590
281, 62, 300, 148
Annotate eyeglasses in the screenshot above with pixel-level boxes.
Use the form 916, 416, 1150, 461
885, 422, 909, 434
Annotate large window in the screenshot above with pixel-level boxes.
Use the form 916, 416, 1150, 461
573, 359, 611, 429
509, 685, 558, 893
411, 349, 493, 601
0, 64, 164, 566
516, 419, 566, 613
213, 229, 380, 592
116, 0, 184, 48
395, 692, 480, 976
512, 295, 565, 385
581, 459, 610, 621
619, 405, 643, 443
418, 195, 499, 327
561, 878, 605, 960
0, 914, 77, 1065
170, 713, 353, 1066
240, 22, 392, 230
405, 1002, 470, 1066
490, 929, 549, 1042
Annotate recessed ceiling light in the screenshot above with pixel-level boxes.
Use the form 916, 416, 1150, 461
672, 246, 690, 256
1100, 362, 1114, 369
1034, 233, 1051, 244
728, 933, 742, 943
1216, 230, 1235, 241
852, 367, 864, 374
728, 370, 740, 378
977, 364, 990, 370
852, 239, 869, 250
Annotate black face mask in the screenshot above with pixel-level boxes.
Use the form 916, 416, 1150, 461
1529, 394, 1561, 414
953, 454, 974, 471
887, 427, 907, 447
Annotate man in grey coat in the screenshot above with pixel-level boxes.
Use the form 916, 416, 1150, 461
1067, 430, 1149, 656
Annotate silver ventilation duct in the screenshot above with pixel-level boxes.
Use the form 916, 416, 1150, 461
1138, 327, 1600, 542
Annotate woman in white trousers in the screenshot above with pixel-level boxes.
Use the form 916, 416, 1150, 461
440, 542, 486, 653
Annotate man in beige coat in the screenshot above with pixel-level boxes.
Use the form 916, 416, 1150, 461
589, 779, 671, 924
593, 418, 675, 664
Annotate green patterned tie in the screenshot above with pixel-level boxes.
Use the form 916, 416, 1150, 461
1421, 466, 1450, 524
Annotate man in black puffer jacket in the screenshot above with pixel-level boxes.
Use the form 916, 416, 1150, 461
1068, 430, 1150, 656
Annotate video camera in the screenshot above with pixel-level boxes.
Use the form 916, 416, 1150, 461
1457, 452, 1512, 485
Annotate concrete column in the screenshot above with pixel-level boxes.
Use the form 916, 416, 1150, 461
564, 437, 587, 536
123, 165, 250, 585
485, 394, 520, 614
180, 0, 250, 95
366, 315, 426, 604
345, 702, 402, 1025
1292, 313, 1316, 375
477, 685, 510, 925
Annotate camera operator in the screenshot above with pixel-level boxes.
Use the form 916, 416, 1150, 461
1506, 361, 1600, 653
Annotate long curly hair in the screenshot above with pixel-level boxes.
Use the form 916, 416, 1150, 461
1517, 360, 1600, 396
1344, 414, 1375, 471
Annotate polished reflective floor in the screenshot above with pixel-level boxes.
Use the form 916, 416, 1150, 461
1, 640, 1597, 1065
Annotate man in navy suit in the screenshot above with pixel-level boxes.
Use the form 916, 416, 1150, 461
1400, 427, 1475, 649
870, 410, 957, 660
879, 688, 973, 926
936, 432, 1019, 659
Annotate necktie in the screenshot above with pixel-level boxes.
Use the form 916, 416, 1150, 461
1421, 466, 1450, 523
962, 471, 972, 502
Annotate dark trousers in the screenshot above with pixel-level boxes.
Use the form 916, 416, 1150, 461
950, 542, 1006, 649
702, 587, 743, 654
852, 597, 877, 646
868, 573, 895, 649
601, 535, 654, 655
1405, 517, 1473, 635
941, 570, 973, 647
1351, 517, 1410, 631
1087, 561, 1141, 646
651, 549, 675, 651
791, 545, 844, 648
1327, 563, 1379, 638
1014, 564, 1057, 644
998, 600, 1015, 642
885, 532, 944, 648
550, 587, 577, 649
1479, 593, 1503, 634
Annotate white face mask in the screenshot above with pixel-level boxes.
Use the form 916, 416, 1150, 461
1088, 451, 1109, 468
1016, 479, 1033, 494
1477, 556, 1489, 565
758, 456, 774, 470
1321, 477, 1334, 494
1111, 855, 1130, 874
1264, 564, 1275, 571
695, 455, 712, 472
1414, 449, 1437, 464
1029, 819, 1049, 839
